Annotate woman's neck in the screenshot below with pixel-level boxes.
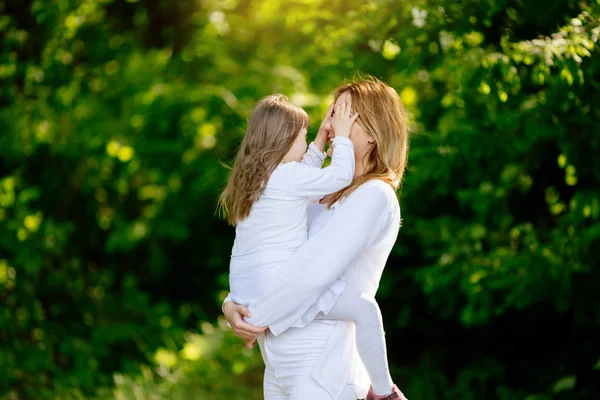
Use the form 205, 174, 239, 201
320, 171, 366, 204
318, 156, 367, 204
354, 158, 368, 179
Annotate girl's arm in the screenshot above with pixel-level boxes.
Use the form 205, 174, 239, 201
300, 102, 335, 166
300, 142, 327, 168
245, 183, 392, 335
282, 100, 358, 196
282, 137, 355, 197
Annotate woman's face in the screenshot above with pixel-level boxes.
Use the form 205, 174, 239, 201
326, 91, 374, 177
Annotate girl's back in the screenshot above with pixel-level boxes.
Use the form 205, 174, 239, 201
229, 163, 309, 308
231, 163, 310, 258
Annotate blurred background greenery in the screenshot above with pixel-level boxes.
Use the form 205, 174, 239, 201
1, 0, 599, 399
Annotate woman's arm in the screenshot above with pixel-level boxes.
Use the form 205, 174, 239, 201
222, 302, 267, 348
246, 183, 392, 335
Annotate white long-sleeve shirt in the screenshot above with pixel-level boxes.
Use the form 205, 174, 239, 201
228, 137, 355, 310
247, 179, 401, 398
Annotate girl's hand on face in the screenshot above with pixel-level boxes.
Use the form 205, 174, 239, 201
331, 99, 359, 139
314, 102, 335, 152
222, 301, 267, 348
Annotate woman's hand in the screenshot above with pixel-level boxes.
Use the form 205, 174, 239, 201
314, 102, 335, 152
223, 301, 267, 348
331, 99, 359, 139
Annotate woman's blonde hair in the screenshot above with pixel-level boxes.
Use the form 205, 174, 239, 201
327, 76, 409, 207
219, 94, 309, 225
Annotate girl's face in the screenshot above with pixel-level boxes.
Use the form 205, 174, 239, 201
327, 92, 374, 177
281, 126, 308, 163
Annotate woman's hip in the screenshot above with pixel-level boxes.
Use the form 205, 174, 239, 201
258, 321, 337, 379
258, 320, 358, 399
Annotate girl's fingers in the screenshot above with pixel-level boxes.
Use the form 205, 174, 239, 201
334, 100, 341, 116
335, 102, 343, 120
345, 102, 353, 118
341, 101, 348, 117
332, 100, 359, 124
324, 102, 335, 119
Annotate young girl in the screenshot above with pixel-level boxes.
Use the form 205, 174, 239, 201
220, 94, 400, 399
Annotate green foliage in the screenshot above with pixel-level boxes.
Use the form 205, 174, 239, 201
91, 319, 264, 400
1, 0, 599, 398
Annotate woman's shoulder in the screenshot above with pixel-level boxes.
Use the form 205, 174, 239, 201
340, 179, 398, 211
358, 178, 395, 191
355, 179, 398, 201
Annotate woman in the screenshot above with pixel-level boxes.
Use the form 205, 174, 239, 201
223, 77, 409, 400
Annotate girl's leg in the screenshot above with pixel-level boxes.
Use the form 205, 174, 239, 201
316, 285, 394, 396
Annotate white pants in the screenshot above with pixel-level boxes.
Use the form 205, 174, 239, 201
264, 368, 356, 399
258, 323, 358, 400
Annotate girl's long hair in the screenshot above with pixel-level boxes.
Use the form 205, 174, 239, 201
219, 94, 309, 225
326, 76, 409, 207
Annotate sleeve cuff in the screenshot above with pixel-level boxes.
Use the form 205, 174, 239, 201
222, 295, 234, 328
222, 294, 233, 313
308, 142, 327, 160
